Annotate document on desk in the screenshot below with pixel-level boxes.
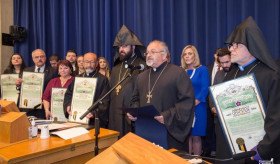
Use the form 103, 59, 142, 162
51, 127, 89, 140
1, 74, 19, 104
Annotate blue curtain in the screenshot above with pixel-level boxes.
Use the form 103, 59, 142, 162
14, 0, 280, 67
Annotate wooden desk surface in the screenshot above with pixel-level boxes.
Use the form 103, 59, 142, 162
0, 128, 119, 164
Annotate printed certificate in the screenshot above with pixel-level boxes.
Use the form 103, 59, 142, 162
51, 88, 68, 122
69, 77, 97, 124
209, 73, 265, 154
1, 74, 19, 104
19, 72, 44, 109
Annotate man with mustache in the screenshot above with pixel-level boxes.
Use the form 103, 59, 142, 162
63, 52, 110, 127
108, 25, 146, 138
128, 40, 195, 151
16, 49, 58, 119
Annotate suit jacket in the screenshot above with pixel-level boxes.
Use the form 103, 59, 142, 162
24, 66, 58, 91
207, 63, 214, 84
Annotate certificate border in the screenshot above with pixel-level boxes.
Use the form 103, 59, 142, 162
51, 87, 68, 122
0, 74, 19, 104
69, 77, 98, 124
19, 71, 44, 109
209, 73, 266, 154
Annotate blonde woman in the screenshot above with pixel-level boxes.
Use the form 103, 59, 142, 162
181, 45, 209, 155
98, 57, 111, 79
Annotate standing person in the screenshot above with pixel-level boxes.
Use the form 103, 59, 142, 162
224, 16, 280, 163
209, 48, 235, 163
16, 49, 58, 118
76, 55, 85, 75
181, 45, 210, 155
66, 50, 78, 75
42, 60, 74, 119
98, 57, 111, 79
63, 52, 110, 127
108, 25, 146, 138
49, 55, 60, 69
3, 53, 26, 76
128, 40, 195, 151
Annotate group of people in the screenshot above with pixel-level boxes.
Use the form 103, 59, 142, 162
1, 17, 280, 163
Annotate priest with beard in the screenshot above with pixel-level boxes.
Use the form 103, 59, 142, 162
128, 40, 195, 151
63, 52, 110, 127
223, 16, 280, 163
108, 25, 146, 137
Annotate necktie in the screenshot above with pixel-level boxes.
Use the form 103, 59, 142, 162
217, 65, 221, 72
37, 67, 40, 72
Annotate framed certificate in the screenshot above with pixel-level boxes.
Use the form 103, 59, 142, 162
69, 77, 98, 124
19, 72, 44, 109
51, 88, 68, 122
209, 73, 266, 154
1, 74, 19, 104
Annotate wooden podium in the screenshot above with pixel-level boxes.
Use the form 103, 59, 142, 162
87, 132, 190, 164
0, 100, 30, 144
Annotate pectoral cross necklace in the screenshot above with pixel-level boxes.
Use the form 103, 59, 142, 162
116, 57, 137, 95
234, 61, 260, 79
147, 63, 168, 103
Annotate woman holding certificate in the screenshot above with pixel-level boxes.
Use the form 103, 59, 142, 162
181, 45, 210, 155
3, 53, 26, 76
42, 60, 74, 119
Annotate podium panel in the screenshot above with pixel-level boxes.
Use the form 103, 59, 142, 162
87, 132, 190, 164
0, 112, 30, 143
0, 100, 20, 113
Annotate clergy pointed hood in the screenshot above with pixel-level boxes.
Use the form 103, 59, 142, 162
225, 16, 280, 72
113, 25, 145, 65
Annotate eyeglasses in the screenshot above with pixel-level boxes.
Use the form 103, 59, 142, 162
84, 60, 96, 64
144, 50, 165, 56
227, 43, 238, 50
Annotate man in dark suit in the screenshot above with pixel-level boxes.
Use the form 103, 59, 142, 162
202, 48, 222, 157
209, 48, 235, 163
16, 49, 58, 118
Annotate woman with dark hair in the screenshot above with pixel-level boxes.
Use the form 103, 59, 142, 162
42, 60, 74, 119
98, 57, 111, 79
3, 53, 26, 76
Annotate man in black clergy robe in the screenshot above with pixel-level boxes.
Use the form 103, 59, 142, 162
128, 40, 195, 151
108, 25, 146, 137
224, 16, 280, 163
63, 52, 110, 127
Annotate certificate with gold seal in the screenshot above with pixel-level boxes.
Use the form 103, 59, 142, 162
1, 74, 19, 104
69, 77, 97, 124
209, 73, 265, 154
51, 88, 68, 122
19, 72, 44, 109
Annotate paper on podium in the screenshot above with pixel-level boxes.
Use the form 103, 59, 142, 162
51, 127, 89, 140
125, 105, 168, 149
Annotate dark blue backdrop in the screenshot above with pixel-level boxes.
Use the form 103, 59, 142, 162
14, 0, 280, 67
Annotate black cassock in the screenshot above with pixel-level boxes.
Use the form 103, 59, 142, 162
224, 60, 280, 163
63, 71, 110, 128
108, 56, 146, 137
131, 62, 195, 151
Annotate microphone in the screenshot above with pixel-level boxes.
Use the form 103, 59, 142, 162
232, 151, 256, 160
125, 64, 145, 71
33, 104, 41, 110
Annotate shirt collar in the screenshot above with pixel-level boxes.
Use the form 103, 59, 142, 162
238, 58, 257, 71
35, 64, 45, 72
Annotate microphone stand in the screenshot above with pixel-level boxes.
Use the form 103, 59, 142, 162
80, 72, 132, 156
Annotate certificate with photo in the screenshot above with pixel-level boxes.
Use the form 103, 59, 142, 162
1, 74, 19, 104
51, 88, 68, 122
69, 77, 97, 124
209, 73, 266, 154
19, 72, 44, 109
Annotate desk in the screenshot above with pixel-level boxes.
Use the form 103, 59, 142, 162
0, 128, 119, 164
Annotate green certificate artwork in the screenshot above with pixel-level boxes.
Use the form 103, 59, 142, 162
51, 88, 68, 122
70, 77, 97, 124
19, 72, 44, 109
1, 74, 19, 104
209, 74, 265, 154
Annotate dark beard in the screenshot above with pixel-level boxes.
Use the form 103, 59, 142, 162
223, 67, 231, 72
119, 49, 133, 61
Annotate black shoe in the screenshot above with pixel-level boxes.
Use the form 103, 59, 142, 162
200, 152, 211, 157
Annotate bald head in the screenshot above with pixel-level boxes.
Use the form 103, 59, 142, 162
83, 52, 98, 74
32, 49, 46, 67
